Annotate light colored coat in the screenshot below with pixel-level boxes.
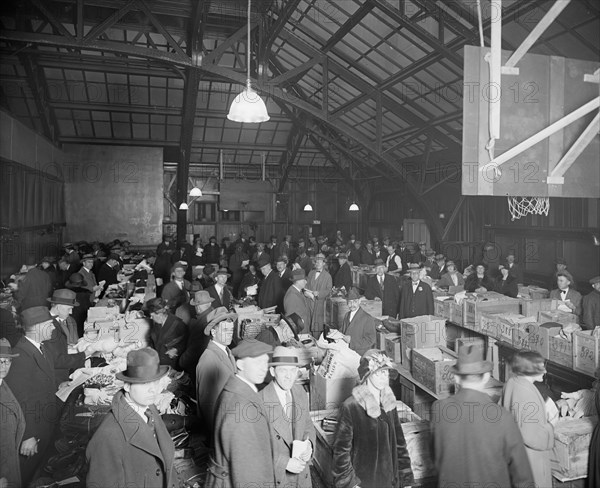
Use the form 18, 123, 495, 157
501, 376, 554, 488
307, 269, 332, 335
261, 382, 315, 488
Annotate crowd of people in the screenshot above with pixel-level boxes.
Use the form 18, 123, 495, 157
0, 230, 599, 488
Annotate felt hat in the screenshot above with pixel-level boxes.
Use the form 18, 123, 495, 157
557, 270, 574, 283
191, 290, 212, 306
144, 297, 169, 314
231, 339, 273, 359
63, 242, 74, 249
216, 268, 231, 277
0, 338, 19, 358
41, 256, 56, 264
81, 254, 94, 262
48, 289, 79, 307
67, 273, 88, 288
171, 261, 188, 272
407, 263, 422, 270
555, 257, 567, 265
115, 347, 169, 383
283, 313, 304, 334
291, 269, 306, 281
446, 261, 456, 268
315, 253, 326, 261
276, 255, 288, 264
451, 343, 492, 375
589, 276, 600, 285
257, 254, 271, 268
357, 349, 397, 384
204, 307, 237, 336
435, 254, 445, 260
338, 253, 348, 259
425, 250, 435, 257
346, 287, 361, 301
374, 258, 385, 267
21, 306, 53, 328
269, 346, 299, 367
108, 253, 121, 261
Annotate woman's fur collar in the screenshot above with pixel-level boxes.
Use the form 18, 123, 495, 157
352, 383, 397, 418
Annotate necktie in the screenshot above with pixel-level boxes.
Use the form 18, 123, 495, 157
315, 271, 320, 280
145, 408, 156, 437
285, 390, 295, 438
226, 348, 237, 371
379, 276, 384, 291
219, 286, 224, 303
40, 343, 47, 359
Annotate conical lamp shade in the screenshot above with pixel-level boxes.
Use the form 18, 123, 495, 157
227, 86, 270, 123
348, 202, 360, 211
303, 203, 313, 212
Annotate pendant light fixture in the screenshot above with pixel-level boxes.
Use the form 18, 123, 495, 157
189, 187, 202, 197
348, 202, 359, 211
227, 0, 270, 123
303, 163, 313, 211
303, 202, 313, 212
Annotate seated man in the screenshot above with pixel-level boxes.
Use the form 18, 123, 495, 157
549, 271, 582, 317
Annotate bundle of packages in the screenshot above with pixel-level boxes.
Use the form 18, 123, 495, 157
315, 332, 361, 379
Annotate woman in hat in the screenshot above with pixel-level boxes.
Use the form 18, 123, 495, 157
332, 350, 413, 488
86, 348, 175, 488
436, 261, 464, 289
145, 297, 188, 370
464, 263, 495, 293
495, 264, 519, 298
500, 351, 555, 488
0, 338, 25, 488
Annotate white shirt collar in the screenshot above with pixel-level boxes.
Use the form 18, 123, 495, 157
561, 288, 569, 295
25, 336, 43, 354
272, 381, 290, 409
123, 392, 150, 423
412, 280, 420, 289
349, 309, 358, 322
236, 374, 258, 393
211, 340, 228, 353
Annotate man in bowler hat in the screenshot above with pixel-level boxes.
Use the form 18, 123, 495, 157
86, 348, 176, 488
430, 344, 534, 487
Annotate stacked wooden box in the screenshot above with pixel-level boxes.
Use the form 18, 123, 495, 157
551, 416, 598, 481
411, 346, 457, 396
400, 315, 447, 367
462, 293, 520, 331
480, 312, 537, 344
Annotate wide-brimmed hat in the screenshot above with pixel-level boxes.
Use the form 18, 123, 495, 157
269, 346, 299, 367
48, 289, 79, 307
452, 344, 492, 375
257, 254, 271, 268
115, 347, 169, 383
204, 307, 237, 336
216, 268, 231, 278
346, 287, 361, 301
283, 313, 304, 334
590, 276, 600, 285
171, 261, 188, 272
191, 290, 212, 306
407, 263, 422, 270
41, 256, 56, 264
67, 273, 88, 288
435, 254, 445, 260
374, 258, 385, 267
315, 253, 326, 261
0, 338, 19, 358
446, 261, 456, 269
337, 253, 348, 260
21, 306, 53, 328
81, 254, 95, 262
276, 255, 288, 264
291, 269, 306, 281
358, 349, 397, 384
231, 339, 273, 359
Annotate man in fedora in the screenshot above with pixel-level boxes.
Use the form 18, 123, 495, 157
256, 313, 305, 348
86, 348, 176, 488
96, 253, 120, 297
258, 253, 284, 313
431, 344, 534, 487
429, 254, 446, 280
412, 241, 428, 265
178, 290, 214, 379
583, 276, 600, 329
206, 340, 275, 488
276, 255, 293, 291
161, 261, 192, 323
307, 253, 332, 337
145, 298, 188, 370
335, 288, 377, 356
550, 271, 583, 318
45, 289, 90, 387
40, 255, 61, 290
195, 307, 238, 445
15, 261, 53, 311
333, 252, 353, 292
284, 269, 314, 336
261, 346, 315, 488
398, 263, 434, 319
207, 268, 233, 309
5, 307, 59, 486
0, 338, 26, 488
79, 253, 101, 295
365, 259, 400, 319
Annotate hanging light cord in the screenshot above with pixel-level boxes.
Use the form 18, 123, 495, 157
246, 0, 252, 91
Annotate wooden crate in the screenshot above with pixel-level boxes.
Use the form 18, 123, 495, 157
325, 297, 349, 328
309, 372, 357, 411
411, 346, 457, 396
551, 416, 598, 481
512, 322, 543, 350
433, 299, 445, 318
455, 337, 486, 358
548, 335, 573, 368
538, 310, 578, 325
463, 296, 520, 331
385, 335, 402, 363
573, 330, 600, 376
400, 315, 447, 367
480, 312, 503, 339
519, 298, 558, 319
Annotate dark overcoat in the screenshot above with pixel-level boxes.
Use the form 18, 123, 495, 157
0, 380, 26, 487
340, 308, 377, 356
333, 262, 353, 292
258, 270, 285, 313
86, 390, 176, 488
148, 313, 188, 370
206, 376, 275, 488
284, 286, 313, 335
364, 274, 400, 318
44, 316, 86, 386
583, 289, 600, 330
398, 280, 434, 319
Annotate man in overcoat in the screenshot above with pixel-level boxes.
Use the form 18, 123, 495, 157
364, 259, 400, 318
306, 253, 332, 337
583, 276, 600, 329
431, 344, 534, 487
207, 268, 233, 309
146, 297, 188, 370
398, 264, 434, 319
284, 269, 314, 336
206, 340, 275, 488
333, 253, 353, 291
261, 347, 315, 488
257, 254, 285, 313
338, 288, 377, 356
86, 348, 176, 488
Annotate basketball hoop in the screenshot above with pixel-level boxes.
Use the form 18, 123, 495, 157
507, 196, 550, 221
